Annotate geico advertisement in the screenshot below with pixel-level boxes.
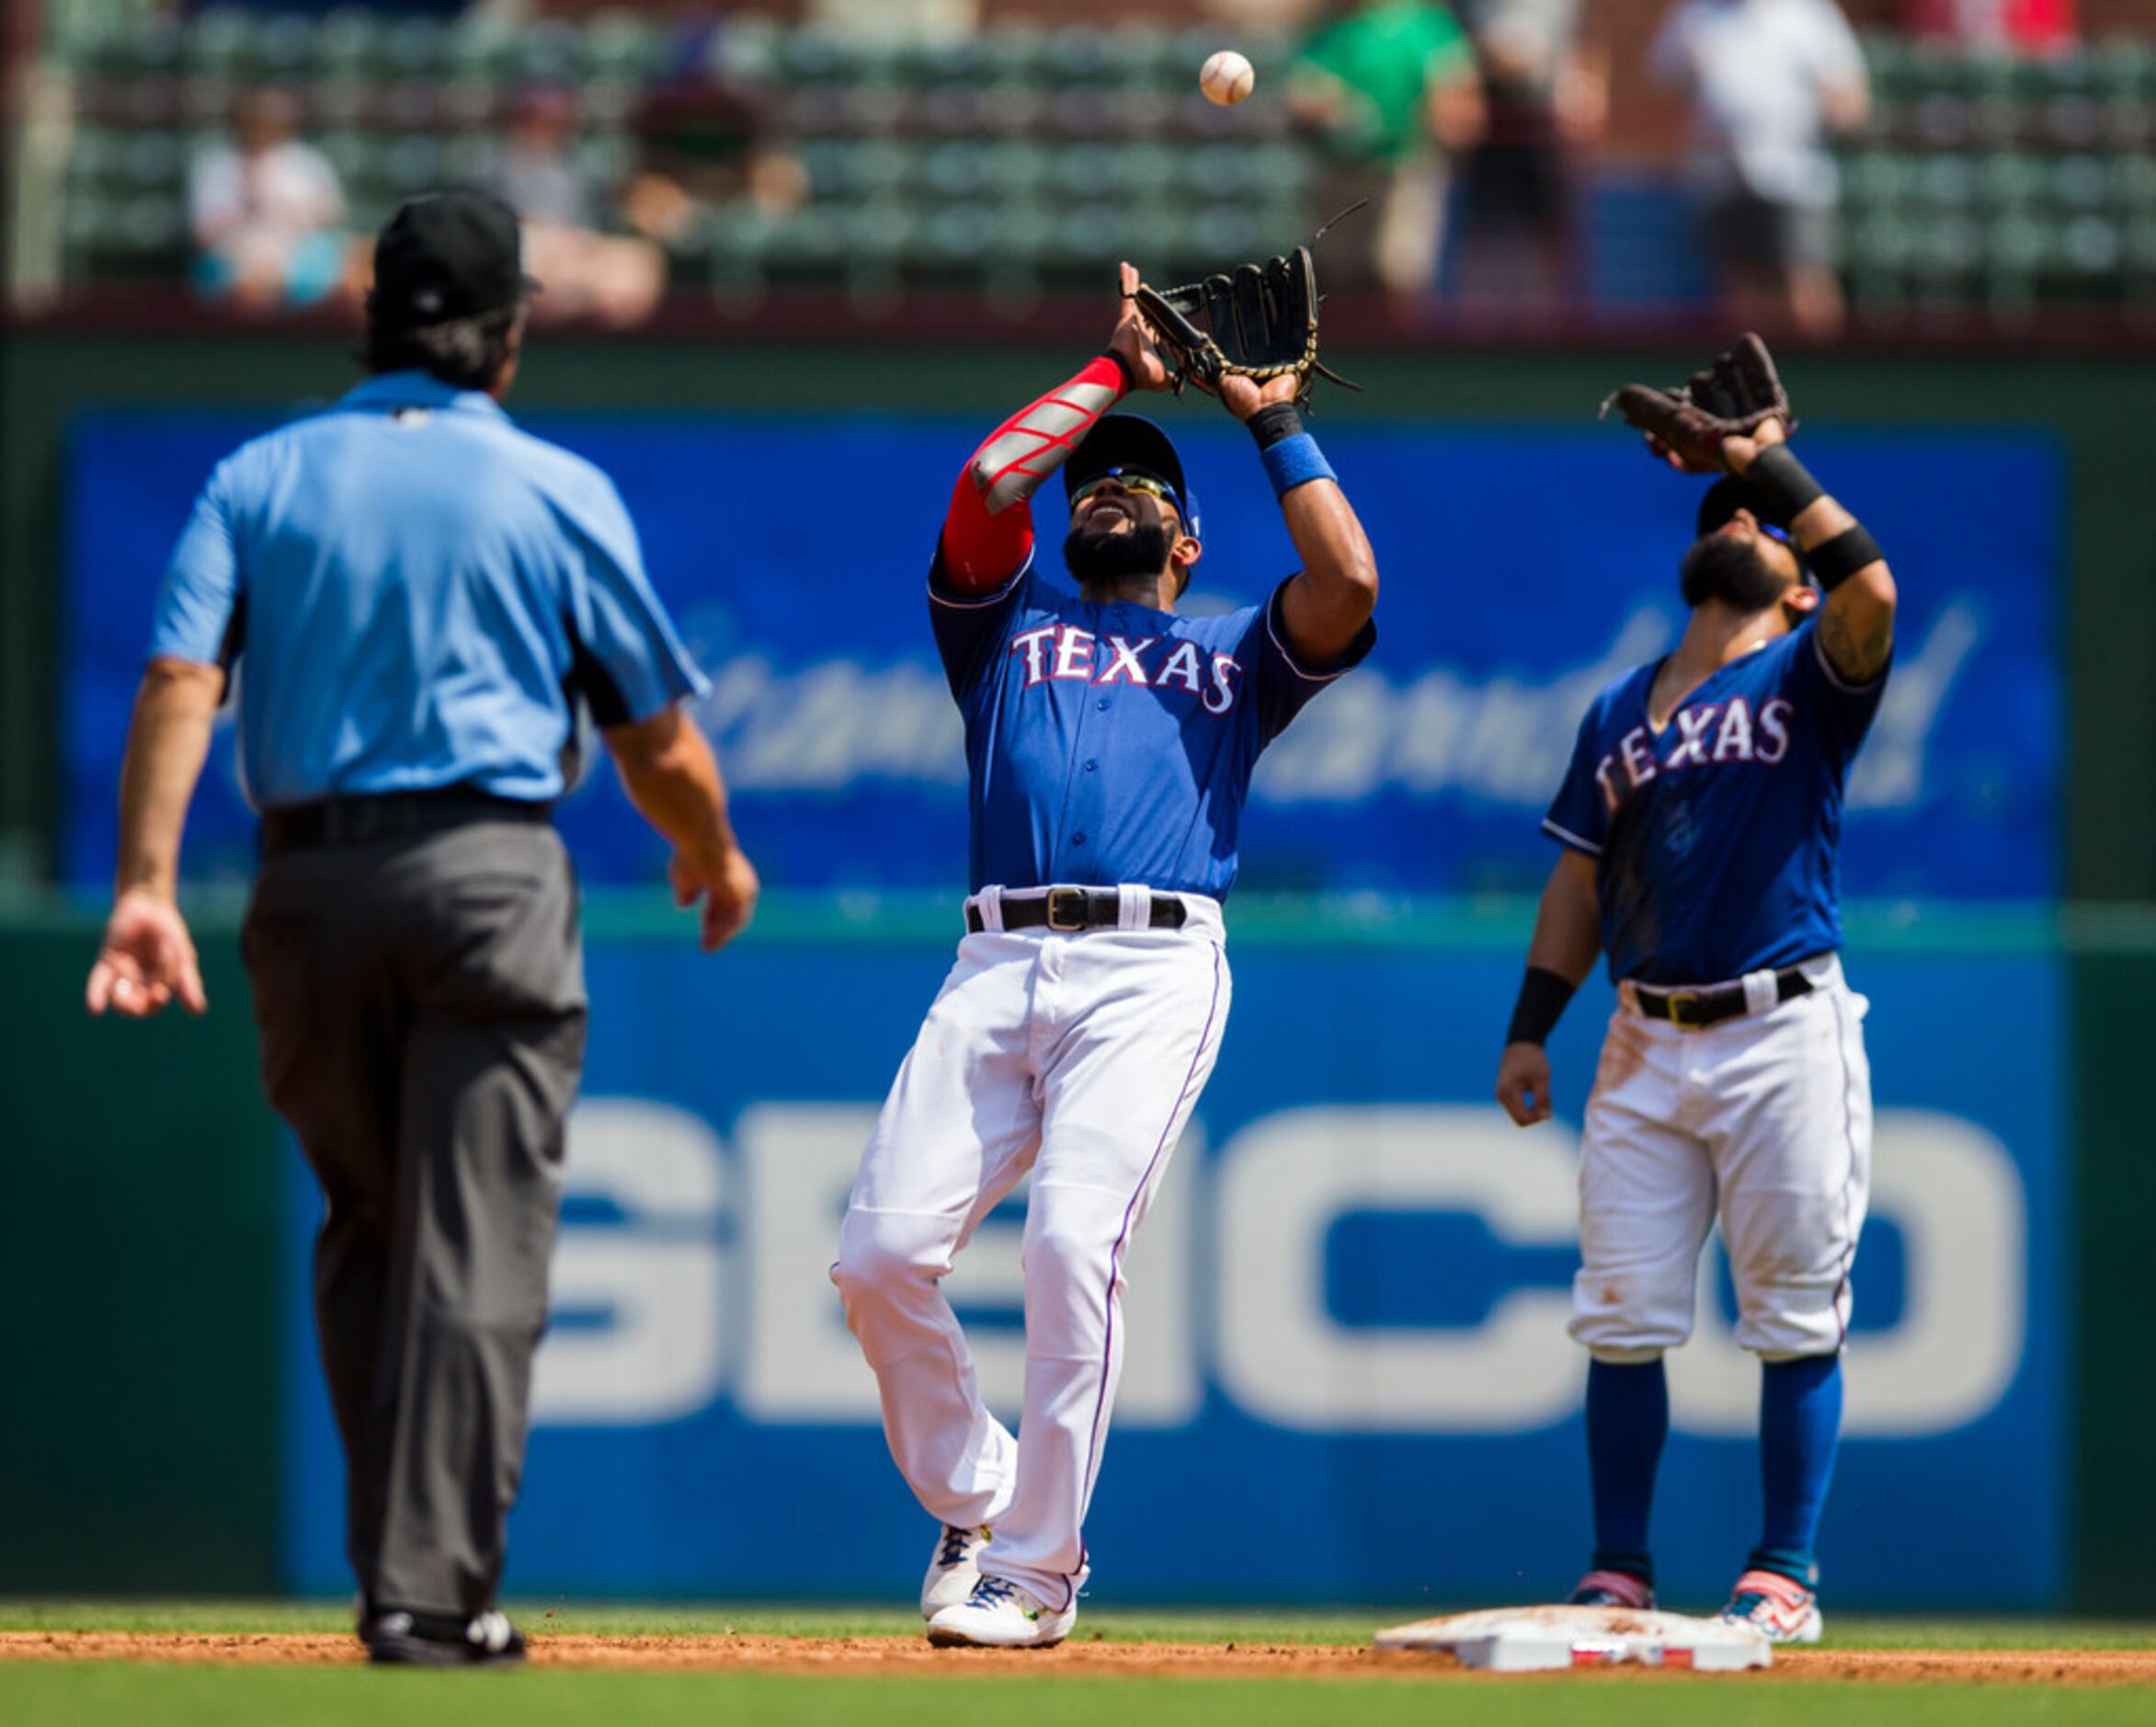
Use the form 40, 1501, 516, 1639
534, 1100, 2022, 1445
280, 941, 2064, 1606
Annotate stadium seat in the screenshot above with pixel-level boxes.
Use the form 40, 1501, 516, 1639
1979, 151, 2048, 212
581, 16, 660, 84
2049, 154, 2115, 212
381, 17, 449, 81
1916, 153, 1980, 211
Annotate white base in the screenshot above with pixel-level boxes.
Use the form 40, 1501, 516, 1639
1374, 1605, 1773, 1673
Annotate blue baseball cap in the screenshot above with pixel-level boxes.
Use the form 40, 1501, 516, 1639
1065, 415, 1202, 540
1697, 475, 1807, 571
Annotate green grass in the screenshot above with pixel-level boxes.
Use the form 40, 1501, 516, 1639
3, 1600, 2154, 1649
3, 1668, 2154, 1727
4, 1604, 2151, 1726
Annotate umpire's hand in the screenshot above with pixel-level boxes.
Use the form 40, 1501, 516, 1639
86, 887, 209, 1017
605, 706, 759, 953
670, 843, 759, 953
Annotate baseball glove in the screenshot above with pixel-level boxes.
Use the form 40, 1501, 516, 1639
1599, 334, 1797, 473
1133, 246, 1360, 406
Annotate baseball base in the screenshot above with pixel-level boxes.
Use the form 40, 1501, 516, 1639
1373, 1605, 1773, 1673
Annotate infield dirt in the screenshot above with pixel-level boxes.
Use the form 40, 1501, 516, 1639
1, 1632, 2151, 1685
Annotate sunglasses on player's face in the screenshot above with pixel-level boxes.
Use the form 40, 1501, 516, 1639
1720, 509, 1791, 548
1071, 469, 1183, 524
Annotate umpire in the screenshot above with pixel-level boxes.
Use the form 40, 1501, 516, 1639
85, 189, 759, 1665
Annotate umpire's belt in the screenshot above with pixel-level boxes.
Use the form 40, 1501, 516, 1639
260, 787, 552, 855
1630, 964, 1815, 1030
967, 886, 1188, 935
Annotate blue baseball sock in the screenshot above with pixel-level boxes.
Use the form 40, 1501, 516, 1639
1754, 1354, 1843, 1586
1585, 1357, 1668, 1580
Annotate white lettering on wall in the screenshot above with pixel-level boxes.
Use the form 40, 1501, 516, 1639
533, 1100, 2031, 1441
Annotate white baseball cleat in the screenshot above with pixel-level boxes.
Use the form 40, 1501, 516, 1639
1715, 1569, 1823, 1643
926, 1575, 1077, 1649
920, 1523, 991, 1620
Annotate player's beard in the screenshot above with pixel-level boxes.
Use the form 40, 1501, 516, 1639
1064, 520, 1173, 585
1680, 533, 1792, 613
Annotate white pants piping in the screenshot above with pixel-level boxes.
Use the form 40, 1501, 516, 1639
832, 898, 1230, 1608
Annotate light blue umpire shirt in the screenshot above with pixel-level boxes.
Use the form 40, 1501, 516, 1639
149, 369, 707, 811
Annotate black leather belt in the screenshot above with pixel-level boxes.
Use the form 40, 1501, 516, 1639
1633, 965, 1815, 1029
967, 888, 1188, 935
260, 787, 551, 855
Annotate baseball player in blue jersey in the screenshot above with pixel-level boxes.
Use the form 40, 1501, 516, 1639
831, 262, 1378, 1648
1495, 337, 1897, 1643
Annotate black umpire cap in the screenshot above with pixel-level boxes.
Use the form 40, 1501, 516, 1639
1065, 415, 1203, 540
373, 189, 537, 328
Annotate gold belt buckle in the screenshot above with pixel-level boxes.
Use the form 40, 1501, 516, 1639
1663, 988, 1703, 1028
1045, 888, 1089, 932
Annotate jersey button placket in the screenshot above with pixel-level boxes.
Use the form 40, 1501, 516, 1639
1066, 661, 1107, 868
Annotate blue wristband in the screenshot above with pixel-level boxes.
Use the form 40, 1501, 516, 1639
1261, 431, 1336, 500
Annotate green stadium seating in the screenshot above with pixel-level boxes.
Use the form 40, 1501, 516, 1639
1979, 151, 2048, 211
78, 9, 2156, 315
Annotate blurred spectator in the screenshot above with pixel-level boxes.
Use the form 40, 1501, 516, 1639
619, 18, 810, 261
489, 87, 666, 327
1289, 1, 1487, 312
1898, 0, 2077, 50
1452, 0, 1609, 314
1649, 0, 1871, 338
188, 88, 354, 312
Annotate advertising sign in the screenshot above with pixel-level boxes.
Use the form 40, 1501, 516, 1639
279, 931, 2063, 1607
66, 414, 2057, 898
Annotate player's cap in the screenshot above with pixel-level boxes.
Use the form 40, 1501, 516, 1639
373, 189, 537, 328
1697, 476, 1808, 575
1066, 415, 1202, 539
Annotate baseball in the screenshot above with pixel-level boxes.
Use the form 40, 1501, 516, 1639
1200, 50, 1256, 107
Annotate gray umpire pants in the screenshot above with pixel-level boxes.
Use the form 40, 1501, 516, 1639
242, 817, 587, 1618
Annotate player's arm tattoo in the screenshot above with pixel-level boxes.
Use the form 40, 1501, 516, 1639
1775, 467, 1897, 686
1817, 592, 1893, 683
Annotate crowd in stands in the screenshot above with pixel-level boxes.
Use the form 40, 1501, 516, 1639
17, 0, 2156, 335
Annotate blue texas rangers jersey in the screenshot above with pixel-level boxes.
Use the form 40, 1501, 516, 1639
1544, 621, 1888, 986
930, 552, 1374, 898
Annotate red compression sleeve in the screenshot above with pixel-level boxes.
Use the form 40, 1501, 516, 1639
938, 353, 1130, 592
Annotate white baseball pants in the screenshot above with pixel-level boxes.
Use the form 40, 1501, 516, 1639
832, 888, 1230, 1611
1570, 954, 1873, 1364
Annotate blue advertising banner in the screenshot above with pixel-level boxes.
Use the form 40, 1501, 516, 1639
279, 926, 2064, 1607
66, 410, 2057, 897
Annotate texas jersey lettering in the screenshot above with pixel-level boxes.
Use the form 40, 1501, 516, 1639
933, 552, 1353, 900
1545, 622, 1885, 987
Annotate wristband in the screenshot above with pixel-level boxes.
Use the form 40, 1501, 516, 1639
1099, 348, 1137, 395
1506, 966, 1578, 1047
1806, 523, 1883, 592
1743, 444, 1825, 528
1260, 430, 1337, 500
1246, 402, 1306, 450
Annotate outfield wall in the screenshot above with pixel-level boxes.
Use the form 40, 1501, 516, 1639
2, 900, 2138, 1608
56, 412, 2059, 903
3, 320, 2146, 1607
3, 326, 2153, 901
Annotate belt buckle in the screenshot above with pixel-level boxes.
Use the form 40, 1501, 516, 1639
1045, 888, 1089, 932
1663, 988, 1703, 1028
